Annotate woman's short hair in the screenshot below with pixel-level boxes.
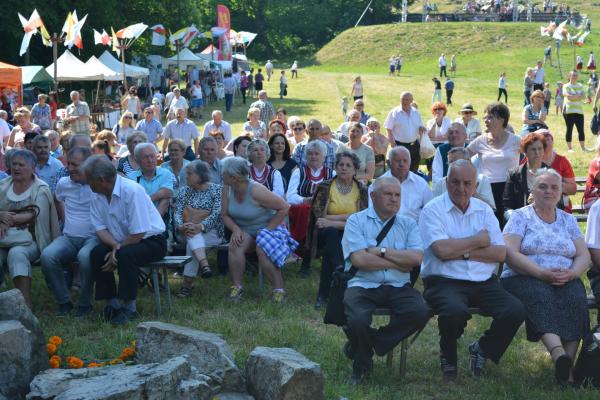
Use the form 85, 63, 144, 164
269, 119, 286, 133
186, 160, 211, 184
232, 135, 252, 156
530, 89, 545, 102
92, 140, 111, 155
82, 155, 117, 181
31, 134, 50, 147
247, 107, 261, 119
97, 130, 117, 143
484, 102, 510, 128
222, 156, 250, 181
447, 147, 471, 160
431, 101, 447, 115
168, 138, 186, 152
304, 139, 327, 158
335, 150, 361, 171
10, 149, 37, 170
520, 132, 547, 153
532, 168, 562, 193
68, 146, 92, 160
287, 116, 304, 129
209, 130, 225, 140
347, 122, 364, 136
125, 131, 148, 149
247, 139, 271, 162
198, 136, 217, 153
133, 142, 157, 161
267, 133, 291, 162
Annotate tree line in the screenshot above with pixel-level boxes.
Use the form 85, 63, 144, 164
0, 0, 412, 66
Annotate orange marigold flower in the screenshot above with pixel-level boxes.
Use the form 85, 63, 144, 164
47, 343, 57, 355
49, 356, 61, 369
87, 362, 105, 368
66, 356, 85, 369
122, 347, 135, 357
110, 358, 123, 365
50, 355, 61, 362
48, 336, 62, 346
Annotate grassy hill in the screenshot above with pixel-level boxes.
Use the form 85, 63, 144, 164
314, 22, 597, 71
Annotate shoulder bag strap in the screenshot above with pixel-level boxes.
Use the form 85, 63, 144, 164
375, 215, 396, 246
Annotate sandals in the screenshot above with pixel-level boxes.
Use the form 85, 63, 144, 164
555, 354, 572, 386
176, 286, 193, 298
200, 265, 213, 279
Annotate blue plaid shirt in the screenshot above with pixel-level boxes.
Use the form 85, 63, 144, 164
291, 139, 335, 170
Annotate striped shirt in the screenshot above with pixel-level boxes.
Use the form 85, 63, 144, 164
563, 82, 585, 115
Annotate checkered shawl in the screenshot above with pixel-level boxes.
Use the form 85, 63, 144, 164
256, 226, 299, 269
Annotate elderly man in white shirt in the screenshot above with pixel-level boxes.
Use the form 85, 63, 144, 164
202, 110, 232, 141
41, 146, 99, 317
167, 88, 189, 119
341, 176, 430, 384
369, 147, 432, 222
161, 108, 199, 162
83, 155, 167, 325
432, 147, 495, 210
419, 160, 525, 380
383, 91, 425, 173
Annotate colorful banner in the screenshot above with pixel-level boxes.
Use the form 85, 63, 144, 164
217, 4, 231, 61
151, 24, 166, 46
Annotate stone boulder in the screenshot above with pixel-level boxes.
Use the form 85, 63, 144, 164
136, 322, 245, 392
0, 320, 40, 399
245, 347, 324, 400
0, 290, 46, 399
26, 356, 219, 400
214, 393, 255, 400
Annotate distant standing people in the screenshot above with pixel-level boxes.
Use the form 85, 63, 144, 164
533, 61, 545, 92
240, 71, 249, 105
498, 72, 508, 103
439, 53, 447, 77
396, 54, 403, 75
249, 91, 276, 126
587, 51, 596, 71
265, 60, 274, 81
562, 70, 588, 152
279, 71, 287, 99
341, 96, 348, 117
544, 45, 554, 67
350, 76, 364, 101
30, 94, 51, 131
291, 60, 298, 78
223, 72, 236, 113
65, 91, 90, 135
555, 81, 564, 115
254, 69, 264, 93
388, 55, 396, 76
432, 77, 442, 103
543, 82, 552, 111
450, 54, 457, 76
445, 78, 454, 105
523, 68, 534, 106
576, 55, 583, 71
121, 86, 142, 120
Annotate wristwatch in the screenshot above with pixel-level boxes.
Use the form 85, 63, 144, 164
463, 252, 470, 260
380, 247, 387, 258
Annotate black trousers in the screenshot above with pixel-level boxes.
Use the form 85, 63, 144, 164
498, 88, 508, 103
344, 285, 430, 369
440, 66, 447, 77
92, 235, 167, 302
241, 88, 247, 104
423, 276, 525, 366
316, 227, 345, 298
395, 140, 421, 173
523, 90, 531, 106
563, 113, 585, 143
446, 89, 453, 105
490, 181, 506, 229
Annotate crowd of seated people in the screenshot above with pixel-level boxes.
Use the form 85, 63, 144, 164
1, 89, 599, 389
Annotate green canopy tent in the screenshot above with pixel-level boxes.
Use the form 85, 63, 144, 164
22, 66, 53, 87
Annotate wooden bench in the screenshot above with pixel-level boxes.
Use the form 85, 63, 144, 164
376, 296, 599, 378
147, 256, 192, 315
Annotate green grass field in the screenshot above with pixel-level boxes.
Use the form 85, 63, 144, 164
6, 16, 600, 400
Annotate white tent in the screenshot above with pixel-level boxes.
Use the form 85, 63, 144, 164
98, 50, 149, 79
84, 56, 122, 81
45, 50, 103, 81
164, 48, 210, 70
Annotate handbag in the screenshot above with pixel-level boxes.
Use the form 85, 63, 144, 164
591, 112, 600, 135
182, 207, 210, 224
419, 133, 436, 159
0, 205, 39, 248
323, 215, 396, 326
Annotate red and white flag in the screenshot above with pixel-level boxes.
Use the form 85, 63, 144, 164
151, 24, 166, 46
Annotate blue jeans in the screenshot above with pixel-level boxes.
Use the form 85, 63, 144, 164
225, 93, 233, 112
41, 235, 99, 308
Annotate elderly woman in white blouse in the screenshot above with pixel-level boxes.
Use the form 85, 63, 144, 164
247, 139, 284, 198
286, 140, 335, 205
243, 107, 267, 140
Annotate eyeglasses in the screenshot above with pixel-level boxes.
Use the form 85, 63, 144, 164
123, 116, 132, 119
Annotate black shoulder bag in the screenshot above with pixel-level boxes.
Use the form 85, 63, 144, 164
323, 216, 396, 326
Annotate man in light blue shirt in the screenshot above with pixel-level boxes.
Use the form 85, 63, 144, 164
32, 135, 64, 191
135, 107, 163, 144
132, 143, 174, 218
341, 176, 430, 384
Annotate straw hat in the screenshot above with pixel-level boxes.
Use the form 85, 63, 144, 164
459, 103, 477, 115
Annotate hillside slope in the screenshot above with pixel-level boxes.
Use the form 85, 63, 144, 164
315, 22, 565, 67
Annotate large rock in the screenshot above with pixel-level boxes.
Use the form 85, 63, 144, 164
136, 322, 245, 392
214, 393, 255, 400
245, 347, 324, 400
0, 320, 40, 399
26, 356, 214, 400
0, 290, 46, 399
